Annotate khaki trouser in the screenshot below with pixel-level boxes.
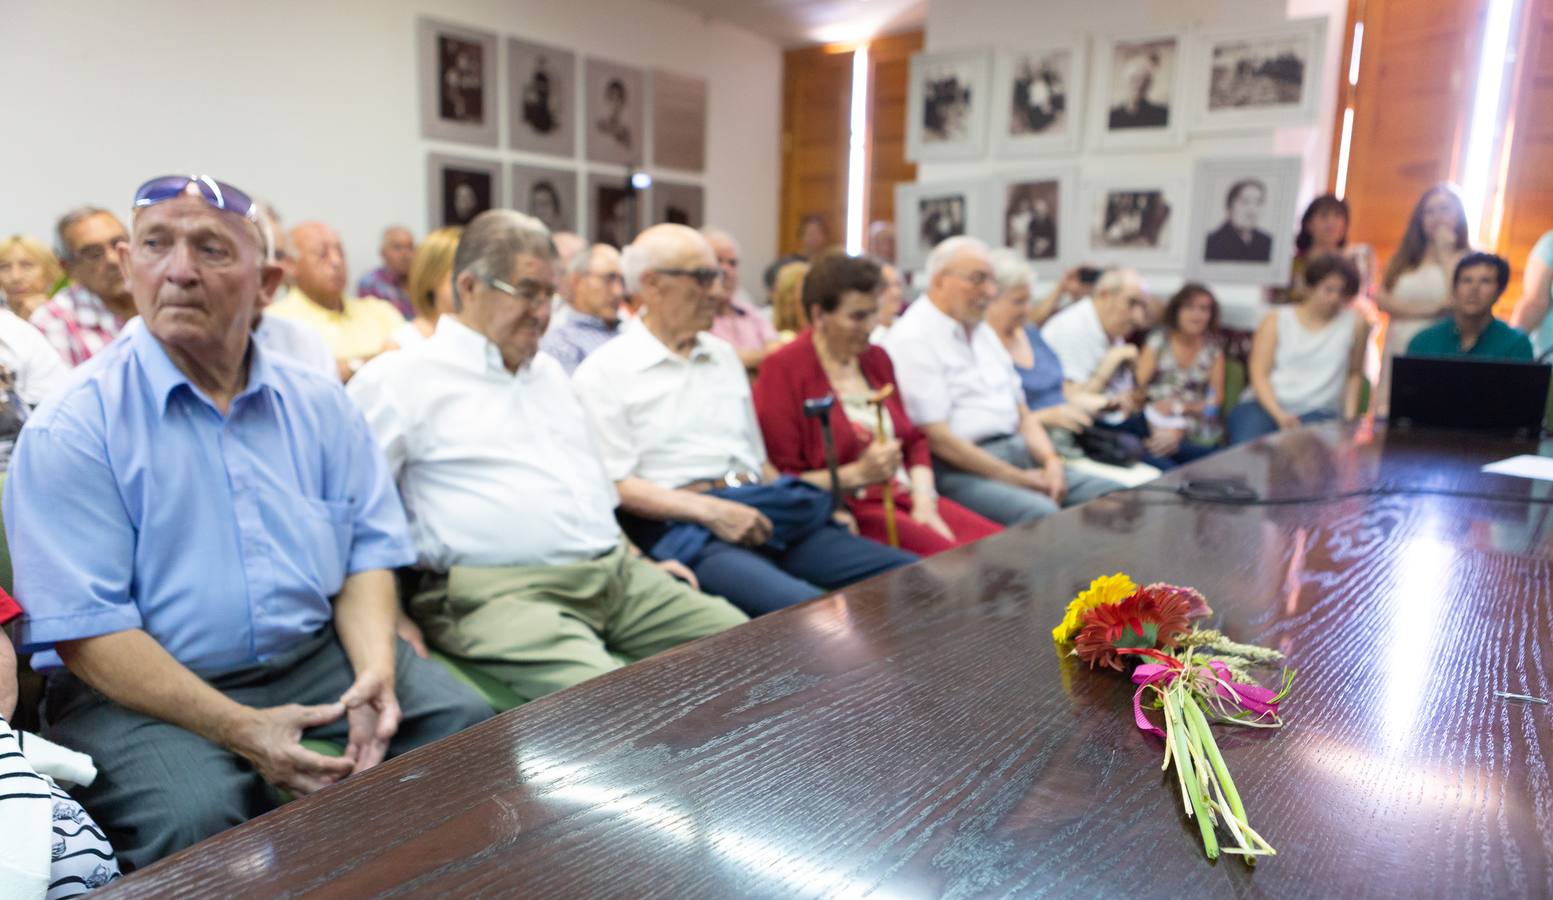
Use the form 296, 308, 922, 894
410, 542, 747, 702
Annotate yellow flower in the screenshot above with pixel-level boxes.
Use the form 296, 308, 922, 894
1052, 573, 1138, 644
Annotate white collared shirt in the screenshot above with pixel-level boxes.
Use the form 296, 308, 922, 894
884, 297, 1023, 443
572, 321, 766, 488
347, 316, 621, 569
1040, 298, 1131, 389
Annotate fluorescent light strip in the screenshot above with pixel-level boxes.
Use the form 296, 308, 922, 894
1335, 106, 1355, 200
845, 45, 870, 255
1460, 0, 1519, 244
1348, 22, 1364, 86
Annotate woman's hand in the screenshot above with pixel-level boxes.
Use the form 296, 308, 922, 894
1144, 427, 1183, 458
908, 498, 955, 541
852, 439, 902, 485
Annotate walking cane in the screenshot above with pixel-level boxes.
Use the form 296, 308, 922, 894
867, 384, 900, 548
802, 395, 843, 514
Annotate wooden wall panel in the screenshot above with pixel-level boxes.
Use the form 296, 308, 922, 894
865, 32, 924, 234
1496, 0, 1553, 297
780, 45, 854, 258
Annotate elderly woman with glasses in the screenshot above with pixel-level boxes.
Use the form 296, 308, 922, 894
752, 252, 1001, 555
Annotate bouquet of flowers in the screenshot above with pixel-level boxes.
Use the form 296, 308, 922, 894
1052, 573, 1295, 864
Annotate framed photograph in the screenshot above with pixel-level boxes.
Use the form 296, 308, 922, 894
1090, 31, 1185, 150
585, 59, 646, 166
894, 179, 989, 273
427, 154, 502, 230
1079, 167, 1186, 269
510, 164, 578, 234
992, 166, 1078, 277
990, 42, 1087, 156
648, 181, 705, 228
906, 49, 993, 162
1186, 156, 1302, 285
508, 38, 576, 156
1188, 18, 1328, 133
587, 173, 642, 248
417, 18, 499, 147
652, 70, 708, 172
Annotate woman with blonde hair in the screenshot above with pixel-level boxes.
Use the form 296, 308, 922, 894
771, 259, 809, 337
0, 235, 63, 320
391, 226, 463, 348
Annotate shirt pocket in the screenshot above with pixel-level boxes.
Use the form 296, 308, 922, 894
293, 495, 355, 597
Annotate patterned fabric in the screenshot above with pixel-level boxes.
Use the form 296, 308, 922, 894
28, 285, 127, 367
0, 720, 121, 899
1144, 330, 1223, 446
540, 307, 621, 375
355, 266, 413, 319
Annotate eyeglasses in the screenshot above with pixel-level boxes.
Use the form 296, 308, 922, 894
487, 276, 557, 304
133, 175, 260, 224
948, 269, 995, 288
655, 267, 721, 289
584, 271, 626, 287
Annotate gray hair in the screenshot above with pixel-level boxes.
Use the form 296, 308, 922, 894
621, 224, 711, 295
381, 224, 412, 244
1094, 266, 1139, 299
699, 226, 740, 256
567, 243, 616, 277
925, 235, 989, 282
987, 247, 1033, 292
56, 206, 116, 262
450, 209, 556, 308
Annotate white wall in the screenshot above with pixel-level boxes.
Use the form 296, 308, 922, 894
0, 0, 782, 288
920, 0, 1348, 328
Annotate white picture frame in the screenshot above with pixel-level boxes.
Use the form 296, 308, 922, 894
1187, 18, 1329, 133
584, 59, 647, 166
906, 48, 993, 162
427, 153, 503, 231
509, 163, 578, 234
507, 37, 576, 157
1089, 30, 1186, 151
417, 18, 500, 148
990, 41, 1087, 156
990, 166, 1078, 279
1078, 165, 1187, 270
895, 179, 990, 274
1185, 156, 1302, 286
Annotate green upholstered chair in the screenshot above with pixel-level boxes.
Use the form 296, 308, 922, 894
428, 649, 524, 713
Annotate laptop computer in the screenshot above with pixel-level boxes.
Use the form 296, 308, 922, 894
1390, 355, 1551, 435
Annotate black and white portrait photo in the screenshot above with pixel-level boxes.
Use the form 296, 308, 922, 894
1010, 51, 1069, 136
993, 44, 1086, 156
427, 154, 502, 231
1098, 190, 1170, 248
510, 164, 578, 233
652, 70, 709, 172
1188, 19, 1327, 132
585, 60, 646, 166
907, 50, 991, 161
895, 179, 987, 272
1004, 180, 1060, 260
919, 194, 967, 250
1187, 156, 1301, 285
1081, 171, 1184, 268
589, 175, 640, 248
650, 181, 705, 229
508, 39, 575, 156
418, 19, 498, 146
1092, 32, 1184, 149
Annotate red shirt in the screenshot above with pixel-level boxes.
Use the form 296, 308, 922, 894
0, 586, 19, 626
752, 328, 932, 482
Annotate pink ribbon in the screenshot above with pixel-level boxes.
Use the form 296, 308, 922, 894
1130, 658, 1280, 739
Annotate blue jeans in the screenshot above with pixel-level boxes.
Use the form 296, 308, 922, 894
933, 434, 1122, 526
688, 523, 916, 616
1226, 403, 1337, 445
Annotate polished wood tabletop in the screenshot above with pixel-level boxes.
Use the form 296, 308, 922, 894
101, 424, 1553, 898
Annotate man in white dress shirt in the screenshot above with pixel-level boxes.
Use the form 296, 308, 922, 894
349, 211, 746, 702
573, 224, 915, 616
1039, 267, 1147, 405
885, 237, 1117, 525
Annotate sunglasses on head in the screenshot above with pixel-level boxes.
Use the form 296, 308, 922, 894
132, 174, 271, 256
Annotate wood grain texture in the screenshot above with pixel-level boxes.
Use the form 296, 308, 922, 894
100, 424, 1553, 898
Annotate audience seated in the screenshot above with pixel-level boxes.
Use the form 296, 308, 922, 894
1375, 184, 1470, 416
884, 237, 1115, 526
1134, 283, 1226, 467
1509, 228, 1553, 358
1406, 252, 1531, 361
1272, 194, 1373, 305
539, 243, 626, 374
355, 226, 416, 318
573, 224, 915, 616
867, 220, 896, 263
348, 211, 745, 702
250, 203, 337, 377
32, 208, 134, 367
704, 228, 781, 373
267, 221, 406, 381
389, 226, 462, 349
0, 303, 69, 473
869, 260, 905, 345
548, 231, 586, 319
3, 175, 489, 870
1027, 266, 1091, 328
771, 259, 809, 336
0, 235, 63, 321
753, 252, 1001, 556
1228, 253, 1369, 444
797, 214, 831, 259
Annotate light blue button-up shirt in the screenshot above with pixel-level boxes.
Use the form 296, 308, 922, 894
4, 318, 414, 676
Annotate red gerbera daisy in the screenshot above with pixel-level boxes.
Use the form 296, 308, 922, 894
1072, 583, 1203, 670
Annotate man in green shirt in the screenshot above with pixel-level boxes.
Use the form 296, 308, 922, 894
1407, 252, 1534, 361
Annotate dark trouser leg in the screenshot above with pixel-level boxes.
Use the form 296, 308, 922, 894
1226, 402, 1280, 445
775, 523, 917, 588
689, 540, 826, 616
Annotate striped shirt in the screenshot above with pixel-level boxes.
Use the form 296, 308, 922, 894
0, 721, 121, 898
29, 285, 128, 368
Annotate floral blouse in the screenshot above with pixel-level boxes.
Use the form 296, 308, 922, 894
1144, 331, 1223, 446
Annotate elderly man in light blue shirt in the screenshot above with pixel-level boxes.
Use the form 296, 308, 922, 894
3, 175, 489, 871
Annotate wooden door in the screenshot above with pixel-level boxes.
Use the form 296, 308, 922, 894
780, 45, 854, 258
865, 32, 924, 235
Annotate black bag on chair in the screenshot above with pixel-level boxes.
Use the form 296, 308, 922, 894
1077, 426, 1144, 467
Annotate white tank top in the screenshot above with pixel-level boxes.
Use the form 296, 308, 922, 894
1269, 305, 1356, 415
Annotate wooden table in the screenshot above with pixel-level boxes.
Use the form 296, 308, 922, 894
101, 424, 1553, 898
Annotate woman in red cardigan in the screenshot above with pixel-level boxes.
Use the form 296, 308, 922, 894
753, 253, 1001, 555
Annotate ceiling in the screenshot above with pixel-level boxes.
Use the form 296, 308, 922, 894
655, 0, 927, 47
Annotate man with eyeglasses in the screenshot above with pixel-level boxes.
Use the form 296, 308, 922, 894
886, 237, 1119, 526
30, 207, 135, 366
1040, 267, 1149, 416
573, 224, 915, 616
4, 175, 491, 870
539, 242, 627, 375
704, 227, 780, 374
350, 211, 746, 701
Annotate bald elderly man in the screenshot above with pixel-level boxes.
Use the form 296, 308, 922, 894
4, 175, 488, 870
267, 221, 405, 380
355, 225, 416, 318
540, 242, 626, 374
703, 227, 780, 373
573, 224, 915, 616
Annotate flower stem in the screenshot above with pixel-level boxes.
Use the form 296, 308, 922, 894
1183, 692, 1246, 825
1166, 681, 1219, 859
